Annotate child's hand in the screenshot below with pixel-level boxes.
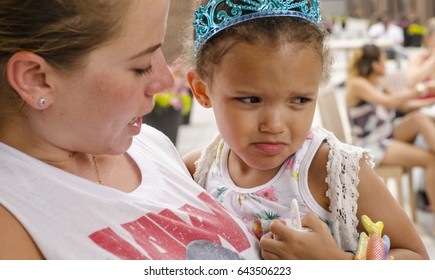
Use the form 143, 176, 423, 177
259, 213, 352, 260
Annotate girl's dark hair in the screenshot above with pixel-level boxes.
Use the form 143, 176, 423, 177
349, 44, 381, 78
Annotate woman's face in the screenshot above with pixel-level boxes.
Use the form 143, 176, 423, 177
373, 52, 387, 76
37, 0, 173, 155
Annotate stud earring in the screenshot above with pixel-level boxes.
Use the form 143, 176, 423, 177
37, 98, 47, 107
202, 101, 208, 107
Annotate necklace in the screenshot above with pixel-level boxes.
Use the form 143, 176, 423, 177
91, 155, 104, 185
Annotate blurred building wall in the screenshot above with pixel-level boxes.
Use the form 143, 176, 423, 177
344, 0, 435, 22
162, 0, 435, 64
162, 1, 195, 65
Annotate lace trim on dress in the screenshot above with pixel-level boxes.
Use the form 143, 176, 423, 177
324, 130, 374, 251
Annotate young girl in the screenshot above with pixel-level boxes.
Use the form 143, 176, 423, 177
183, 0, 429, 259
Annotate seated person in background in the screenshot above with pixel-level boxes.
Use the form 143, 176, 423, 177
346, 44, 435, 232
406, 17, 435, 212
407, 18, 435, 90
368, 12, 404, 59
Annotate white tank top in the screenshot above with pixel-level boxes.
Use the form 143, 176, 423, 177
0, 126, 260, 260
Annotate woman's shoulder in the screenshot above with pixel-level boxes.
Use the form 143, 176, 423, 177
346, 76, 372, 90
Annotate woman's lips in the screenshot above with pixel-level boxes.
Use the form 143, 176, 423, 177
129, 117, 139, 126
128, 117, 142, 135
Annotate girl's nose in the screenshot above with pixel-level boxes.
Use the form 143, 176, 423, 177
259, 110, 285, 134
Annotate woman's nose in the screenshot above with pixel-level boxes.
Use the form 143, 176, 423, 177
149, 52, 175, 95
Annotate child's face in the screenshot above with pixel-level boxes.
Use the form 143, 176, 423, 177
207, 41, 323, 171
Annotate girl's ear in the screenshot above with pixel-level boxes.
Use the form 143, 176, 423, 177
7, 51, 54, 110
186, 70, 212, 108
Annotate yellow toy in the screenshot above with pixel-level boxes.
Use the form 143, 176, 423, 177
354, 215, 391, 260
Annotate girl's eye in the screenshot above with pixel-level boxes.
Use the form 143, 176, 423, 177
292, 97, 311, 104
135, 66, 153, 76
238, 96, 260, 103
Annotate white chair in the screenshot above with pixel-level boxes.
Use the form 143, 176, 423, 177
317, 86, 416, 222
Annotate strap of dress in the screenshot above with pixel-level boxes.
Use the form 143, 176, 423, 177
324, 129, 374, 251
193, 133, 222, 187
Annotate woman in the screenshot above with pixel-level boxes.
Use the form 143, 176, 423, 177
346, 44, 435, 234
0, 0, 260, 259
406, 17, 435, 212
407, 18, 435, 87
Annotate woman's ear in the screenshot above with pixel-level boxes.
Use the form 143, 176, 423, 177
7, 51, 54, 110
186, 70, 211, 108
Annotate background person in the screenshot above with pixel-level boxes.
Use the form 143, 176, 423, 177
407, 18, 435, 88
346, 44, 435, 234
406, 17, 435, 211
368, 12, 404, 60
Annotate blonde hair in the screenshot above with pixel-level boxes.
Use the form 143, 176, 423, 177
424, 17, 435, 37
0, 0, 129, 115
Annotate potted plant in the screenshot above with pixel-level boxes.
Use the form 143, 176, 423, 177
142, 62, 192, 145
407, 20, 424, 47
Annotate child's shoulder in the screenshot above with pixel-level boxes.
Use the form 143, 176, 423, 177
312, 126, 374, 169
182, 148, 203, 177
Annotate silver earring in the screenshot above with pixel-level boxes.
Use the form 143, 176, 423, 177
37, 98, 47, 107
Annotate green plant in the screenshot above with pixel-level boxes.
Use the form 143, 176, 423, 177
407, 23, 424, 36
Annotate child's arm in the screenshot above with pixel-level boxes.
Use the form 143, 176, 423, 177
260, 141, 429, 260
355, 159, 429, 260
182, 148, 203, 177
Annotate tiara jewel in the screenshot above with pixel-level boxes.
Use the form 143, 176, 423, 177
193, 0, 322, 55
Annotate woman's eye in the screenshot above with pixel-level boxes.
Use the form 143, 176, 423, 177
238, 96, 260, 103
135, 66, 153, 76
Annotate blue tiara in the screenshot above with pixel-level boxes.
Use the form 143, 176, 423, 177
193, 0, 322, 55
